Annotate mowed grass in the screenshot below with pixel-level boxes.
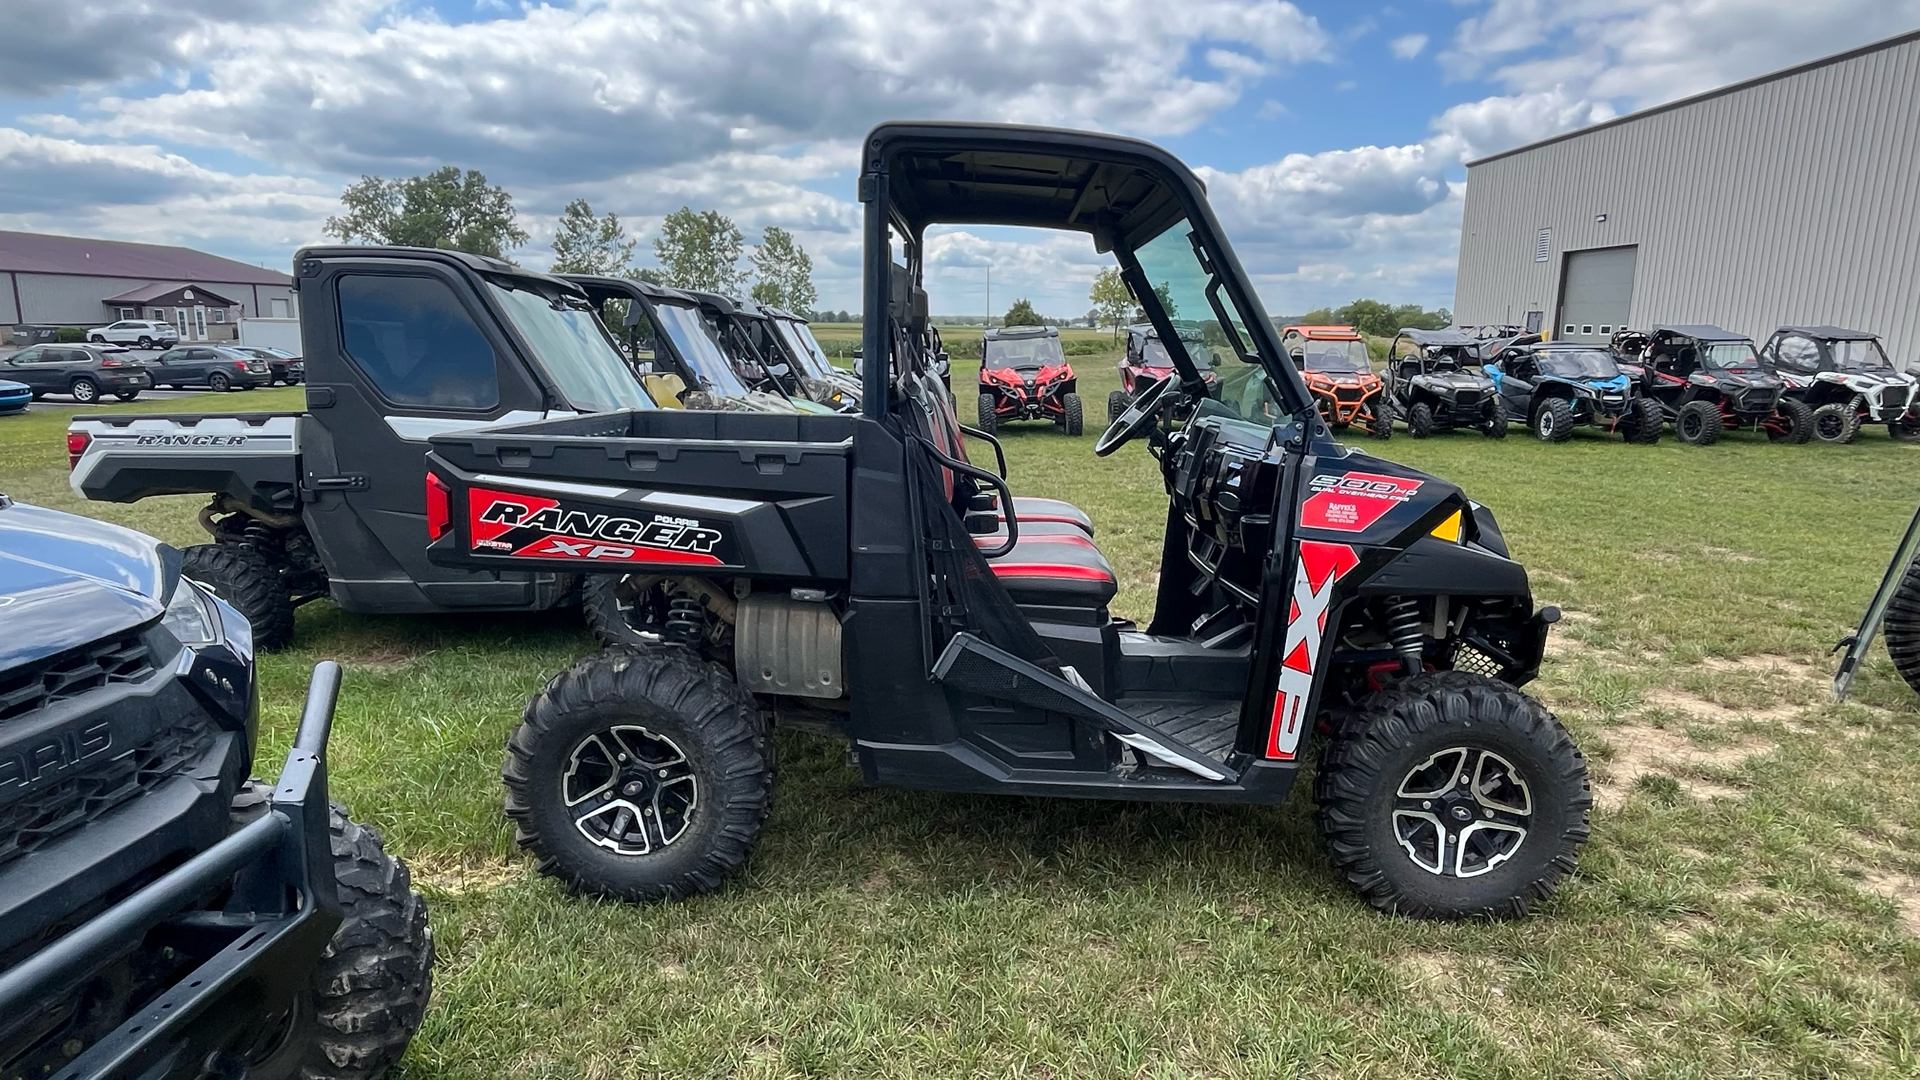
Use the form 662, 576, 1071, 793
7, 357, 1920, 1079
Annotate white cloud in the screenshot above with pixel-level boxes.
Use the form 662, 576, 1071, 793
1390, 33, 1430, 60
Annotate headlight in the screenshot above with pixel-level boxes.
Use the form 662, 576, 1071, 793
161, 578, 221, 646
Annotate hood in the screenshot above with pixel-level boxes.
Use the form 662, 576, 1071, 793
0, 498, 176, 670
1420, 370, 1494, 390
1697, 370, 1779, 391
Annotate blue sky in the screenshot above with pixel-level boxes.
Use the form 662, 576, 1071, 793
3, 0, 1916, 318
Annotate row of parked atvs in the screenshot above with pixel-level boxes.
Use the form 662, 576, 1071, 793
1135, 322, 1919, 446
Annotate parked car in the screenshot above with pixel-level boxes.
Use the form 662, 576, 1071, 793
0, 495, 432, 1079
229, 344, 305, 384
86, 319, 180, 349
1, 342, 152, 403
0, 379, 28, 414
151, 344, 273, 391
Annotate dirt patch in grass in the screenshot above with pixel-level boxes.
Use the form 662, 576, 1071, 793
1699, 653, 1826, 685
406, 854, 520, 895
1594, 719, 1772, 809
1699, 545, 1759, 563
1858, 868, 1920, 936
1643, 687, 1803, 726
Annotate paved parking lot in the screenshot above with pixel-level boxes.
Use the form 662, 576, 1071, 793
1, 344, 284, 413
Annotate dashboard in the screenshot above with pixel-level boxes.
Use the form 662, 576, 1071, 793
1166, 412, 1283, 603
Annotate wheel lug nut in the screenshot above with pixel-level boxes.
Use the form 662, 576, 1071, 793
657, 768, 670, 777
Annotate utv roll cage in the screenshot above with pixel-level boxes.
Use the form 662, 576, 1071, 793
1386, 328, 1479, 376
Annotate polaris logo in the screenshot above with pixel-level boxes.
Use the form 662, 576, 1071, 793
0, 721, 111, 791
133, 433, 249, 447
478, 500, 721, 554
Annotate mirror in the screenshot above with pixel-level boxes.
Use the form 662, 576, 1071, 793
933, 350, 950, 377
767, 361, 792, 378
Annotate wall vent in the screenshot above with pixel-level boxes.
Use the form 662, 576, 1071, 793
1534, 228, 1551, 263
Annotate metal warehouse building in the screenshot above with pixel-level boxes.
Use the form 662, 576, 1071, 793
1452, 29, 1920, 361
1, 230, 297, 343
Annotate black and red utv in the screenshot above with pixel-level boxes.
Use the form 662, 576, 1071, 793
1616, 325, 1812, 445
1111, 322, 1216, 423
977, 324, 1082, 435
421, 122, 1589, 920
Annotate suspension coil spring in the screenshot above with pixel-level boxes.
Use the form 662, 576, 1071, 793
663, 592, 705, 645
1383, 595, 1425, 675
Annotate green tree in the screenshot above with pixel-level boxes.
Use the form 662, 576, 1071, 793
1003, 298, 1043, 326
1296, 306, 1336, 325
653, 207, 745, 294
549, 199, 634, 276
1088, 267, 1131, 339
1332, 298, 1396, 337
747, 226, 817, 314
324, 166, 528, 259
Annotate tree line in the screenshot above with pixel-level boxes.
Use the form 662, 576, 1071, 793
322, 166, 818, 316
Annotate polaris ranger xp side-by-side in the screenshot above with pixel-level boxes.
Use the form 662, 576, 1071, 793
418, 122, 1589, 919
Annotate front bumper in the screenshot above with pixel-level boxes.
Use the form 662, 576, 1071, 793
987, 383, 1068, 418
0, 664, 344, 1080
103, 373, 151, 389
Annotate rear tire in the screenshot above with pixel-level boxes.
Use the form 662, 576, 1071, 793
1676, 400, 1723, 445
1107, 389, 1128, 426
1406, 401, 1435, 439
69, 377, 99, 404
181, 542, 295, 650
581, 574, 665, 648
1624, 397, 1663, 443
1883, 560, 1920, 696
114, 390, 140, 402
1061, 393, 1084, 436
1890, 417, 1920, 442
137, 336, 153, 349
208, 371, 232, 392
1531, 398, 1573, 443
1314, 671, 1591, 919
240, 801, 433, 1080
1766, 397, 1814, 443
89, 334, 106, 343
976, 392, 997, 434
503, 647, 773, 902
1812, 402, 1860, 444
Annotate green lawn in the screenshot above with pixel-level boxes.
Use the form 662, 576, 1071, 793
6, 363, 1920, 1079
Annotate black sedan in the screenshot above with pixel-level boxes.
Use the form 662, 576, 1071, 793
228, 345, 305, 385
1, 343, 152, 403
150, 345, 274, 391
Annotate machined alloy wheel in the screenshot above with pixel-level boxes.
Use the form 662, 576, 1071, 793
1392, 747, 1532, 878
137, 336, 153, 349
563, 724, 699, 856
69, 377, 99, 403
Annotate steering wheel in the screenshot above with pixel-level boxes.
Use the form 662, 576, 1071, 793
1094, 372, 1178, 457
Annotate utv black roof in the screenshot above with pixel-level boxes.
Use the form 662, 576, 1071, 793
1397, 328, 1478, 347
1775, 325, 1879, 341
1653, 324, 1749, 342
561, 274, 703, 308
984, 325, 1059, 339
297, 245, 585, 295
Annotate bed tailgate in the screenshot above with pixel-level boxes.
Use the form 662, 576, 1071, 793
423, 409, 857, 581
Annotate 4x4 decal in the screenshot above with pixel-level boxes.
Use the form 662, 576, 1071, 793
468, 487, 727, 566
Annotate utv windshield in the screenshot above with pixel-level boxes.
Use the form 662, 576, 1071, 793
1302, 341, 1370, 373
1132, 218, 1279, 424
772, 317, 835, 380
984, 336, 1065, 370
652, 303, 754, 398
1831, 338, 1893, 370
1702, 342, 1761, 371
487, 281, 652, 412
1538, 350, 1621, 380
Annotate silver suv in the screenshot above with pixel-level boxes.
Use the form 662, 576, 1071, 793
88, 319, 181, 348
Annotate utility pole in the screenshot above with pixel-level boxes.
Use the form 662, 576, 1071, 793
985, 265, 991, 327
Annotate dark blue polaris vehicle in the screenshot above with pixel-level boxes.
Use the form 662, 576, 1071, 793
1484, 341, 1664, 443
0, 496, 431, 1080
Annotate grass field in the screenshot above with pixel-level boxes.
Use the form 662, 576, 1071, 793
7, 355, 1920, 1079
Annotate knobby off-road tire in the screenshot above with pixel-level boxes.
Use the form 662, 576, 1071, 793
1531, 398, 1573, 443
1405, 401, 1435, 439
976, 392, 997, 434
1676, 400, 1723, 446
242, 802, 433, 1080
181, 542, 295, 650
1622, 396, 1663, 443
1890, 416, 1920, 442
1882, 559, 1920, 696
503, 647, 773, 902
1062, 393, 1084, 436
1313, 670, 1591, 919
1812, 402, 1861, 444
1766, 397, 1814, 443
1368, 407, 1393, 440
1108, 389, 1129, 425
580, 574, 669, 649
1482, 397, 1508, 439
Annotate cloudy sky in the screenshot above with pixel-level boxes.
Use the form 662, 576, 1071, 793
3, 0, 1916, 318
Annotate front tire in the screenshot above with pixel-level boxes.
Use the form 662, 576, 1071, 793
1107, 389, 1128, 425
1676, 400, 1723, 445
1368, 406, 1392, 440
241, 802, 433, 1080
1531, 398, 1573, 443
69, 377, 99, 404
976, 391, 997, 434
1061, 393, 1084, 436
502, 647, 773, 902
1482, 397, 1507, 439
1623, 397, 1663, 443
1812, 402, 1860, 444
137, 336, 154, 349
1766, 397, 1814, 443
89, 334, 106, 343
181, 542, 295, 650
1406, 401, 1435, 439
1314, 671, 1591, 919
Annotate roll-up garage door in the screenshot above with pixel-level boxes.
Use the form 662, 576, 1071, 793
1555, 246, 1637, 344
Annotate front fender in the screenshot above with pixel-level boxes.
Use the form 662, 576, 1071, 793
1357, 536, 1531, 600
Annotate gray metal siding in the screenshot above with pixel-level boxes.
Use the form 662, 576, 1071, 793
12, 273, 132, 324
0, 274, 18, 324
1455, 34, 1920, 363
